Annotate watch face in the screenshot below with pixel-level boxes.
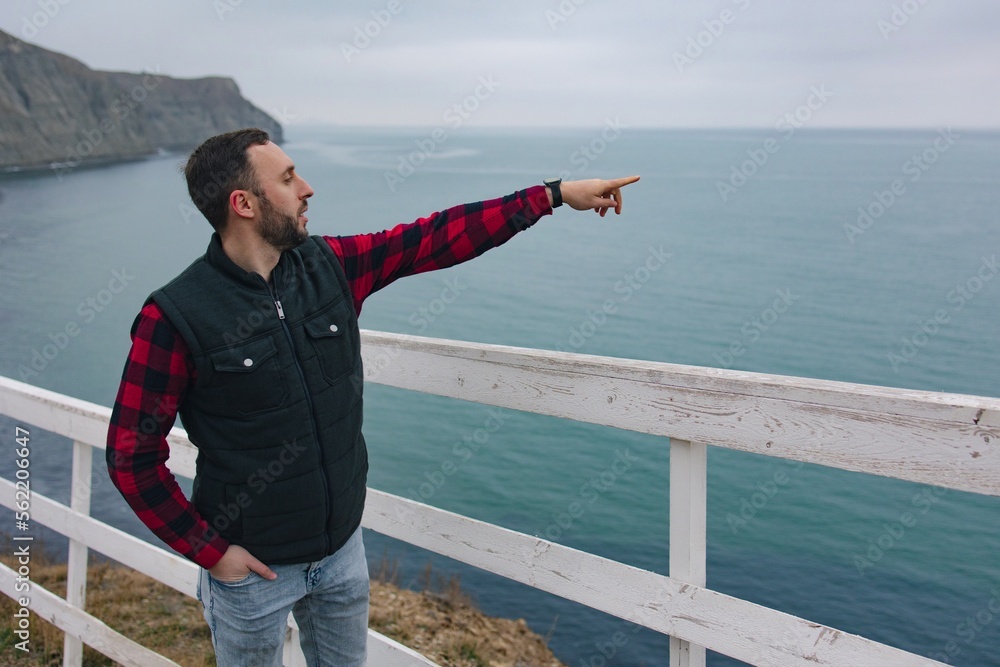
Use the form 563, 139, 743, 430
545, 178, 561, 186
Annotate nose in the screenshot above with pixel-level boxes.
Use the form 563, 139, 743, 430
300, 177, 314, 200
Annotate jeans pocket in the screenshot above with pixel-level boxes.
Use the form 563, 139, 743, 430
209, 570, 258, 588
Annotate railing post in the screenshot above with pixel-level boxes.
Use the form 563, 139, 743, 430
283, 615, 308, 666
669, 439, 707, 667
63, 440, 92, 667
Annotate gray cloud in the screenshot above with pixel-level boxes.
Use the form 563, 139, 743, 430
3, 0, 997, 128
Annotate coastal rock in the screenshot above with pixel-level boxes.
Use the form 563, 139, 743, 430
0, 28, 282, 170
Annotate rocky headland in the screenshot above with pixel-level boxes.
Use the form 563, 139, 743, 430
0, 28, 282, 171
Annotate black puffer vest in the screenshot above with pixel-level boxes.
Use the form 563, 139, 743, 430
149, 233, 366, 564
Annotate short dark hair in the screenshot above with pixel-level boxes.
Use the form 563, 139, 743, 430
184, 128, 270, 231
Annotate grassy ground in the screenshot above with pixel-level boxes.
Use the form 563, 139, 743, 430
0, 540, 564, 666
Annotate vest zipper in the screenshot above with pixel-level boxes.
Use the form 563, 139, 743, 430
263, 277, 333, 554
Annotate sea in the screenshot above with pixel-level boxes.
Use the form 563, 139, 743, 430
0, 125, 998, 666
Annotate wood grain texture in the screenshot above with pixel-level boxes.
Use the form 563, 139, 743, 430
63, 441, 93, 665
359, 330, 1000, 495
669, 440, 707, 667
363, 489, 947, 667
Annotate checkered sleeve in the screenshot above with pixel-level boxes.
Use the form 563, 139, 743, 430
106, 302, 230, 569
325, 185, 552, 313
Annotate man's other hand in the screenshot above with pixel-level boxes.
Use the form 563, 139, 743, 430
552, 176, 641, 217
209, 544, 278, 582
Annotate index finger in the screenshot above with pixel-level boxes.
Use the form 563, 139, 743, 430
603, 175, 641, 189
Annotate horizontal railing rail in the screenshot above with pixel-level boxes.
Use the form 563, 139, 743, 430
359, 331, 1000, 496
2, 329, 996, 665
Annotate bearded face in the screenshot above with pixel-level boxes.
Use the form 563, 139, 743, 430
256, 191, 308, 252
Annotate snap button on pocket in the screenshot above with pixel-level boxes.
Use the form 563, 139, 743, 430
210, 338, 277, 373
208, 337, 287, 416
304, 305, 354, 386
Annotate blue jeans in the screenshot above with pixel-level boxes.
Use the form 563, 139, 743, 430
197, 526, 369, 666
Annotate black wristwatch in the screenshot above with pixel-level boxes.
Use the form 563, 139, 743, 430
544, 178, 563, 208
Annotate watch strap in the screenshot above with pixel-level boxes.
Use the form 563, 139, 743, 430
544, 178, 563, 208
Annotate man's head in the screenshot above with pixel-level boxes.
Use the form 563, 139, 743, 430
184, 128, 269, 231
184, 128, 314, 251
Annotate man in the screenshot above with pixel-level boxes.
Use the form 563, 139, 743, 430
106, 127, 639, 665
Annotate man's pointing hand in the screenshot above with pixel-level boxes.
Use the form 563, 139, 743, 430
551, 176, 641, 217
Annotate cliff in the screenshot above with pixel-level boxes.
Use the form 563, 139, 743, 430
0, 28, 282, 170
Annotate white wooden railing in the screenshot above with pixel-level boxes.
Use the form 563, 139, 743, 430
1, 329, 998, 666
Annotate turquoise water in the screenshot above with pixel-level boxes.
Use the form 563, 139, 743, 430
1, 126, 998, 665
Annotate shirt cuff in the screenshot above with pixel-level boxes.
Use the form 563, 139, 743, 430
190, 532, 231, 570
525, 184, 554, 218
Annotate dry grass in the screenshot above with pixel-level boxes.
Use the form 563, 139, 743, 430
369, 558, 564, 667
0, 540, 564, 667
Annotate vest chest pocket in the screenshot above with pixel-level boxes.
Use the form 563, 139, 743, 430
304, 305, 356, 386
207, 336, 288, 416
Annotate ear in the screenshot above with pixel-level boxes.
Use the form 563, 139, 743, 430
230, 190, 255, 220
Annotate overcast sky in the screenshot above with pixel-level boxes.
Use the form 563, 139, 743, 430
3, 1, 998, 129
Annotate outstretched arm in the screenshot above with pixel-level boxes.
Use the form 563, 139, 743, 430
326, 186, 552, 315
327, 176, 642, 315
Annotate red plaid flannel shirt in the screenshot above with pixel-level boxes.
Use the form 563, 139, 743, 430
107, 186, 551, 568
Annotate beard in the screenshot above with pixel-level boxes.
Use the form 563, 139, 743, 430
257, 193, 308, 252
